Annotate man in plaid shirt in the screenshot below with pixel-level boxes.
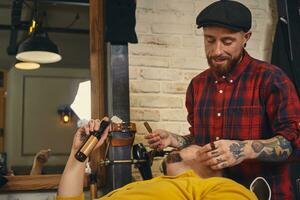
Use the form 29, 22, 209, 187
145, 1, 300, 199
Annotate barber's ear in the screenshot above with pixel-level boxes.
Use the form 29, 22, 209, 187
244, 31, 252, 42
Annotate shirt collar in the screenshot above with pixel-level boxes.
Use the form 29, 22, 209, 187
209, 50, 251, 84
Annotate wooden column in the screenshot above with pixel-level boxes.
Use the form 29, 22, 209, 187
89, 0, 106, 186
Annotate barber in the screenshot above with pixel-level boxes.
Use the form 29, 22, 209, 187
145, 1, 300, 199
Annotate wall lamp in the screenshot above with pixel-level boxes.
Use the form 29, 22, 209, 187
57, 105, 73, 123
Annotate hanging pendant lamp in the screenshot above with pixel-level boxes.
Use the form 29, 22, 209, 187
14, 61, 40, 70
16, 30, 62, 64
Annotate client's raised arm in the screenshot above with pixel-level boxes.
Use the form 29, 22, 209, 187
57, 117, 109, 198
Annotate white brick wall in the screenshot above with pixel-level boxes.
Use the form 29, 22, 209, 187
129, 0, 277, 178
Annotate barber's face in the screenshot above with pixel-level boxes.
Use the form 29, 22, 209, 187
203, 26, 251, 76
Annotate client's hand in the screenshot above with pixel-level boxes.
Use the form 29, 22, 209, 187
71, 117, 110, 152
30, 149, 51, 175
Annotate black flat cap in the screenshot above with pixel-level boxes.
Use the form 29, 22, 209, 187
196, 0, 252, 32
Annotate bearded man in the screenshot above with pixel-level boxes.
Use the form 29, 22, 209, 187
145, 1, 300, 199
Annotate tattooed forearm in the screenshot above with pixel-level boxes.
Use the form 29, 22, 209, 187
251, 136, 292, 161
229, 141, 247, 160
171, 133, 194, 149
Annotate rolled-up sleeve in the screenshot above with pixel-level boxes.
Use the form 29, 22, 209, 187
56, 193, 84, 200
265, 70, 300, 149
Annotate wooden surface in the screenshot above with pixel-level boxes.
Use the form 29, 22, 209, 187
0, 174, 88, 192
0, 174, 62, 191
89, 0, 106, 186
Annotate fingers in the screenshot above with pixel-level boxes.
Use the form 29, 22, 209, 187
144, 133, 163, 149
197, 142, 220, 161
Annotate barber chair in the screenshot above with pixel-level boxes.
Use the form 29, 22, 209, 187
100, 142, 168, 181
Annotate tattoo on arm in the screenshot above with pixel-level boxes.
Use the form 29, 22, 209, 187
229, 141, 246, 160
251, 136, 292, 161
171, 133, 194, 149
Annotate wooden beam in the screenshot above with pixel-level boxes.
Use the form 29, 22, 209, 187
89, 0, 106, 186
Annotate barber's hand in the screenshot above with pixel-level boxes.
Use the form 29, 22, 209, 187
144, 129, 173, 150
197, 139, 250, 170
72, 117, 110, 152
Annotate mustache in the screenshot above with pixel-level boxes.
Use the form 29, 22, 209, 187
208, 55, 231, 60
165, 152, 183, 164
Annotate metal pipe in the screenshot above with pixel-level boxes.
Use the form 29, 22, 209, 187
0, 24, 89, 34
37, 0, 89, 6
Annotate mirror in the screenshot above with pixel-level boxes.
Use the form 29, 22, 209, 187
0, 0, 90, 176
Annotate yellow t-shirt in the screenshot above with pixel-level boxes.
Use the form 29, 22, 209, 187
56, 170, 257, 200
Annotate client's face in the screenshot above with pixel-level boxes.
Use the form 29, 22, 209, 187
162, 145, 222, 178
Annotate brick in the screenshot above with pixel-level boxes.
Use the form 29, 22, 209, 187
138, 7, 194, 24
130, 95, 182, 108
136, 0, 154, 9
194, 0, 217, 14
194, 27, 204, 36
135, 23, 150, 33
131, 108, 161, 122
133, 121, 152, 135
151, 23, 192, 35
137, 34, 181, 47
161, 82, 188, 94
154, 0, 194, 12
129, 67, 139, 80
180, 122, 190, 134
182, 36, 203, 47
251, 9, 272, 20
140, 68, 182, 81
238, 0, 260, 9
129, 44, 169, 57
183, 70, 203, 81
160, 109, 188, 121
130, 80, 160, 93
156, 11, 194, 25
168, 47, 198, 58
133, 133, 147, 144
144, 122, 183, 134
136, 9, 155, 23
170, 57, 205, 70
129, 55, 169, 68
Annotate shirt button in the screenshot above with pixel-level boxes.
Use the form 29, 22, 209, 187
217, 113, 221, 117
219, 90, 223, 94
230, 80, 233, 83
222, 76, 226, 79
215, 80, 218, 84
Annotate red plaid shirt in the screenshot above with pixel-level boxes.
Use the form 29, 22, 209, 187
186, 51, 300, 200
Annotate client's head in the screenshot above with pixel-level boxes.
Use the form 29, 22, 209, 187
161, 145, 222, 178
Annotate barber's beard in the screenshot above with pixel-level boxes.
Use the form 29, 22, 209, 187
207, 54, 241, 76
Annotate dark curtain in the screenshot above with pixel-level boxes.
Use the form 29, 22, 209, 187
271, 1, 300, 199
105, 0, 138, 44
271, 0, 300, 97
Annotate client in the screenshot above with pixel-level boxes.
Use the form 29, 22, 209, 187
56, 117, 257, 200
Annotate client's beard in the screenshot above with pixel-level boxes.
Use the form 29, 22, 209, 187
207, 54, 241, 76
161, 152, 183, 175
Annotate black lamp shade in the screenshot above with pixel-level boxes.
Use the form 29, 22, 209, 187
16, 32, 62, 64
